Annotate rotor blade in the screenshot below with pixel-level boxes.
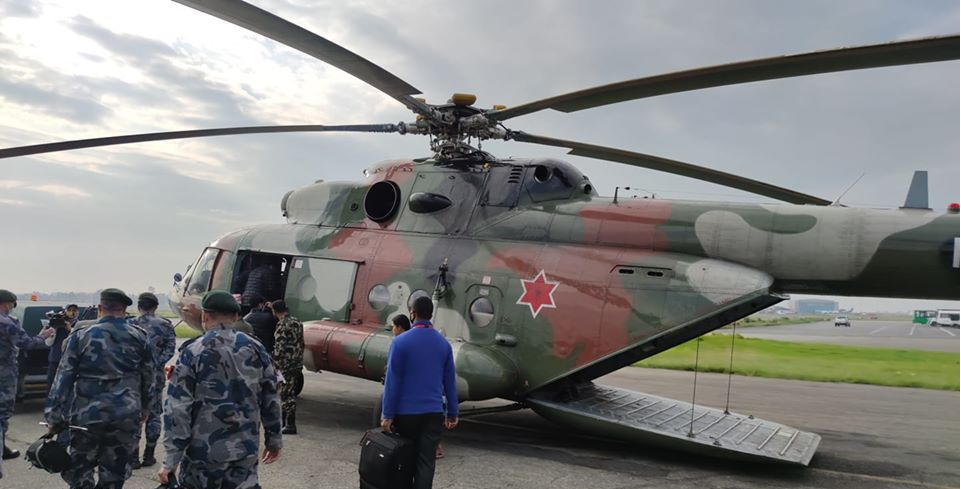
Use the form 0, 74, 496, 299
492, 35, 960, 120
171, 0, 430, 116
510, 132, 831, 205
0, 124, 398, 159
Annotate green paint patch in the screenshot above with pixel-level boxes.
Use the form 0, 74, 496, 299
635, 334, 959, 390
742, 212, 817, 234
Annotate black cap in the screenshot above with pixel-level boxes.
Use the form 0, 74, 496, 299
0, 289, 16, 304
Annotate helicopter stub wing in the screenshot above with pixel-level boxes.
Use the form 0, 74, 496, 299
528, 383, 821, 466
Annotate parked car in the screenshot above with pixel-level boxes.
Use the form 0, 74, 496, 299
834, 315, 851, 327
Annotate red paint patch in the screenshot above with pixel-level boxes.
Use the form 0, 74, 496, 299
580, 200, 672, 249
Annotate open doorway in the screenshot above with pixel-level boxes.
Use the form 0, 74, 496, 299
231, 251, 292, 315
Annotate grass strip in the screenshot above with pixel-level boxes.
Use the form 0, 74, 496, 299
634, 334, 959, 391
175, 323, 201, 338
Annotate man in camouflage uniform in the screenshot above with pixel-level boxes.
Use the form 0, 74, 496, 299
270, 300, 304, 435
159, 290, 282, 489
45, 288, 155, 489
0, 289, 53, 478
130, 292, 176, 469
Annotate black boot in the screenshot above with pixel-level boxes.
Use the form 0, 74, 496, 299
141, 443, 157, 467
131, 446, 141, 469
2, 443, 19, 460
282, 412, 297, 435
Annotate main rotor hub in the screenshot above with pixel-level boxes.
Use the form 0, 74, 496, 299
395, 93, 509, 160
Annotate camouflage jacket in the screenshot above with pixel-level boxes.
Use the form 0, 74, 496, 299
163, 324, 282, 469
0, 312, 45, 374
44, 316, 155, 427
272, 315, 304, 373
132, 313, 176, 369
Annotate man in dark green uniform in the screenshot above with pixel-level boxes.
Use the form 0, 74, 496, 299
271, 300, 304, 435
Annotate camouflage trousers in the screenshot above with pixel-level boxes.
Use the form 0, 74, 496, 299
61, 422, 138, 489
136, 374, 165, 445
178, 457, 261, 489
280, 369, 298, 416
0, 371, 17, 433
0, 373, 15, 479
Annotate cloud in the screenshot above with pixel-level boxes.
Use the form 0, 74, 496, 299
0, 198, 29, 206
28, 184, 91, 198
0, 180, 26, 189
0, 1, 41, 18
68, 15, 177, 62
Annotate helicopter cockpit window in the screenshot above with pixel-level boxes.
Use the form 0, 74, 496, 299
526, 164, 575, 203
185, 248, 219, 297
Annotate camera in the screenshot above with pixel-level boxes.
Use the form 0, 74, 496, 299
45, 310, 67, 329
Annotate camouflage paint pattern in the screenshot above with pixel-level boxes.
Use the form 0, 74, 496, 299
169, 156, 958, 431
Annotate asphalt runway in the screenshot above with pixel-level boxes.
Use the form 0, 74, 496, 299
4, 367, 957, 489
718, 320, 960, 352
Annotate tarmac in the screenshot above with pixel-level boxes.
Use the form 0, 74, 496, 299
3, 366, 958, 489
717, 319, 959, 352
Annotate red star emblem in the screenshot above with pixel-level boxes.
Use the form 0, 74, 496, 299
516, 270, 560, 318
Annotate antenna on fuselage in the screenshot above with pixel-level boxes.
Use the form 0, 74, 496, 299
830, 172, 866, 206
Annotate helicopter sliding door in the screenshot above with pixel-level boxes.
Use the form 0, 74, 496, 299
284, 257, 358, 322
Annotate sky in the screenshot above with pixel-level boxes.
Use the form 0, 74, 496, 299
0, 0, 958, 313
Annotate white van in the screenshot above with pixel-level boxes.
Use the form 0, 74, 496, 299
930, 309, 960, 328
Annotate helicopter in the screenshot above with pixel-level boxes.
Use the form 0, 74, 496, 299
2, 0, 958, 467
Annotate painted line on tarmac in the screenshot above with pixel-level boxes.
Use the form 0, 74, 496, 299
910, 325, 917, 336
868, 326, 886, 335
937, 327, 956, 337
809, 467, 955, 489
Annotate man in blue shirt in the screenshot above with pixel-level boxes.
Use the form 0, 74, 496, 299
381, 296, 458, 489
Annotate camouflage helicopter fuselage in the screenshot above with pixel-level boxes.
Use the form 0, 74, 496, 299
171, 156, 958, 463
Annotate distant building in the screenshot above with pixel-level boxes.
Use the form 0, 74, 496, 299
795, 299, 839, 314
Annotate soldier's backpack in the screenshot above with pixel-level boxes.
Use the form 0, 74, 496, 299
358, 430, 415, 489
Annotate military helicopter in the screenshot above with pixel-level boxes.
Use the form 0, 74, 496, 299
2, 0, 958, 466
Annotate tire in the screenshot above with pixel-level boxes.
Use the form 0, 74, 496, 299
292, 371, 305, 397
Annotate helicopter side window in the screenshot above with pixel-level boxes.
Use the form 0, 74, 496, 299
185, 248, 220, 297
526, 164, 575, 203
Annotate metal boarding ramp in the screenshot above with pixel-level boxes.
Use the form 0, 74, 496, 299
527, 383, 820, 466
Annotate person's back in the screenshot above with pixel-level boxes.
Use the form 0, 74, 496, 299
385, 328, 455, 415
48, 316, 152, 425
245, 306, 278, 353
166, 325, 278, 465
160, 290, 282, 489
381, 296, 458, 489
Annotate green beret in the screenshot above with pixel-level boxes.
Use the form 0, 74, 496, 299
100, 288, 133, 306
201, 290, 240, 313
0, 289, 16, 304
138, 292, 159, 305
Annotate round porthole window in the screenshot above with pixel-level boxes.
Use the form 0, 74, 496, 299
368, 284, 390, 311
407, 289, 430, 310
469, 297, 495, 327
